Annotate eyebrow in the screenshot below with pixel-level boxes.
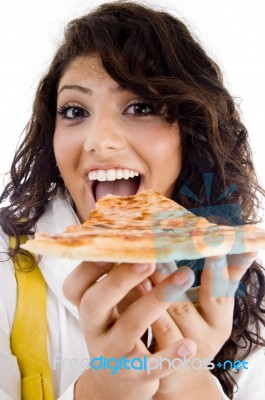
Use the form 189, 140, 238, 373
57, 84, 127, 95
58, 84, 92, 95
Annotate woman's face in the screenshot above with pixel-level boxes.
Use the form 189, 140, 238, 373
54, 54, 182, 222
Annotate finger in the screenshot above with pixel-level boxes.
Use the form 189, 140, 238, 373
154, 268, 210, 343
151, 311, 184, 350
227, 252, 257, 288
117, 286, 143, 314
147, 261, 198, 349
186, 286, 199, 304
202, 252, 256, 300
138, 272, 184, 350
198, 256, 234, 331
63, 261, 114, 306
110, 267, 194, 355
202, 256, 231, 299
137, 261, 179, 298
79, 263, 156, 334
142, 339, 196, 380
150, 262, 198, 306
153, 261, 178, 282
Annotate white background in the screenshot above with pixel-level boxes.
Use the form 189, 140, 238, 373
0, 0, 265, 193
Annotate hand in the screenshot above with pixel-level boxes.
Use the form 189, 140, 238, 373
63, 261, 196, 400
146, 252, 257, 398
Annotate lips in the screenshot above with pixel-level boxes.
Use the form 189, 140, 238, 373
87, 168, 143, 202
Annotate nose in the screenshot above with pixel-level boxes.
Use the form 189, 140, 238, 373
83, 113, 125, 154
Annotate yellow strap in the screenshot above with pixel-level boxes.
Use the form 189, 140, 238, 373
10, 236, 54, 400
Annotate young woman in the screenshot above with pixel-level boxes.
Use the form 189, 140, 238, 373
0, 2, 264, 399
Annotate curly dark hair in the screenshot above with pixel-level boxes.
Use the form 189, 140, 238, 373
0, 2, 264, 398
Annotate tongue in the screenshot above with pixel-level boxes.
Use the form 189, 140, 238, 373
95, 178, 139, 201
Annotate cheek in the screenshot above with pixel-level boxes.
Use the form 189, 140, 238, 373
143, 127, 182, 172
53, 130, 79, 170
169, 134, 182, 172
53, 130, 64, 165
53, 132, 78, 190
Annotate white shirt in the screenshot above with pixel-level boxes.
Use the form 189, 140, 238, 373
0, 193, 264, 399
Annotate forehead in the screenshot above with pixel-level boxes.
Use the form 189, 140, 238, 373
58, 54, 113, 92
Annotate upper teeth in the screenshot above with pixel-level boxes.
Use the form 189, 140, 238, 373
88, 169, 140, 182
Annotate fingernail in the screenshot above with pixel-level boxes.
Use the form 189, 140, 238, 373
142, 278, 153, 292
177, 344, 193, 358
131, 263, 151, 273
163, 267, 194, 301
171, 270, 191, 285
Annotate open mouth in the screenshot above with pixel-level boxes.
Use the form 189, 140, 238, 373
89, 169, 142, 202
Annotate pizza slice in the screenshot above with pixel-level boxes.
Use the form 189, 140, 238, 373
21, 189, 265, 263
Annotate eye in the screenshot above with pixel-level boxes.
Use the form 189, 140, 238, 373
125, 102, 154, 116
57, 105, 89, 120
